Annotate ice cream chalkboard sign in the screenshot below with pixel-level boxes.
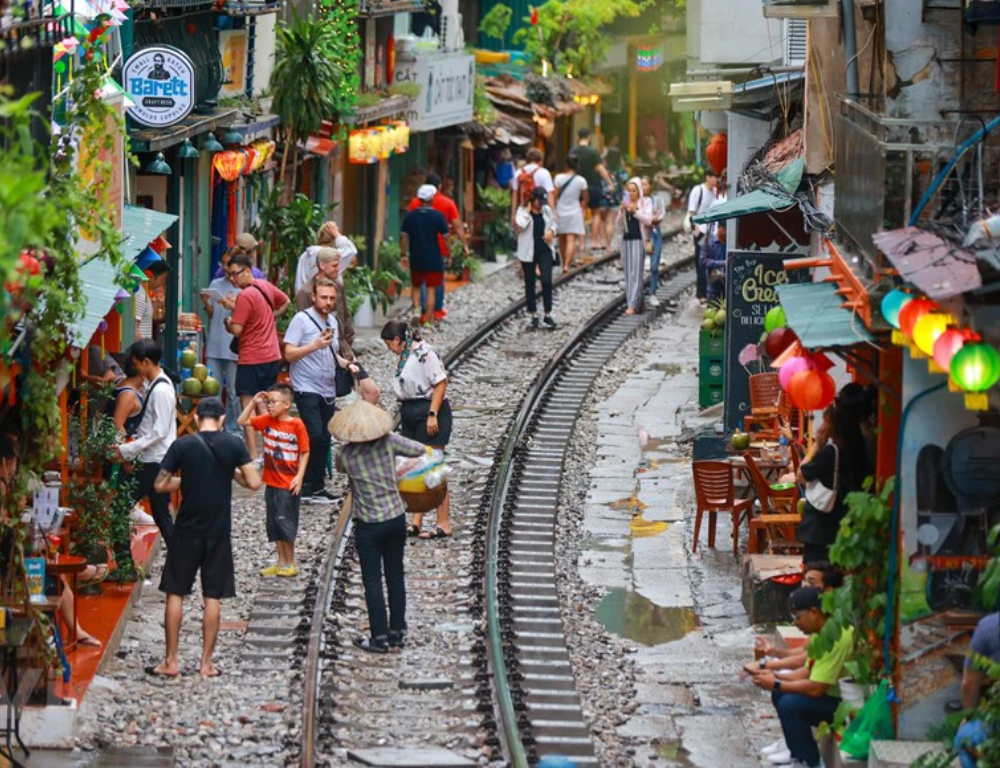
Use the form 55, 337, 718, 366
123, 46, 195, 127
723, 251, 808, 431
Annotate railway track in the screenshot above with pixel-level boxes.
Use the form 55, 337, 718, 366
300, 243, 695, 767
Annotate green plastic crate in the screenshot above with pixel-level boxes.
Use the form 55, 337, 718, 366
699, 356, 724, 384
699, 382, 724, 408
699, 329, 724, 356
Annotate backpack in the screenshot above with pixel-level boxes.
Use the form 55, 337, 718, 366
516, 165, 540, 207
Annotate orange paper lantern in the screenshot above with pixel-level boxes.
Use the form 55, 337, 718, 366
788, 369, 835, 411
213, 150, 246, 182
898, 298, 938, 339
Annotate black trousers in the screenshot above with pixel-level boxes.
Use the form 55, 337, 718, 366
524, 246, 554, 315
802, 542, 830, 565
355, 514, 407, 639
694, 236, 708, 299
295, 391, 336, 496
130, 462, 172, 543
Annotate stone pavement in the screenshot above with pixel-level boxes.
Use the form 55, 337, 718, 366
580, 300, 782, 767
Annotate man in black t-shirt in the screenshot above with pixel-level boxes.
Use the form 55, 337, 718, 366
151, 397, 261, 678
568, 128, 615, 250
401, 184, 450, 325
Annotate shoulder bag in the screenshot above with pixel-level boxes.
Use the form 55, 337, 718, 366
229, 284, 275, 355
556, 172, 577, 203
804, 443, 840, 513
300, 310, 353, 397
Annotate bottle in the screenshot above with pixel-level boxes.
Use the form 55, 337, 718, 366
779, 435, 789, 465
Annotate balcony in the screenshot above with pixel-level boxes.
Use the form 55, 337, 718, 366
834, 97, 983, 265
0, 0, 74, 56
357, 0, 424, 18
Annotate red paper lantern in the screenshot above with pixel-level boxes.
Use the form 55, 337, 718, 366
149, 235, 171, 254
933, 327, 979, 372
788, 369, 835, 411
764, 327, 797, 359
898, 298, 938, 339
706, 132, 728, 176
213, 150, 246, 182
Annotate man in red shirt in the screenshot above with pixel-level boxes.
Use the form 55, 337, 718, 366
407, 173, 469, 321
224, 252, 290, 459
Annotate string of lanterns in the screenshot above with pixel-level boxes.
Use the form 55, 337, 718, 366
348, 121, 410, 165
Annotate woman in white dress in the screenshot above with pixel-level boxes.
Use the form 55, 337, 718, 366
553, 155, 589, 271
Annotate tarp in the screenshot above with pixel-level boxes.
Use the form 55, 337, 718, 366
776, 281, 874, 349
872, 226, 982, 300
692, 158, 804, 225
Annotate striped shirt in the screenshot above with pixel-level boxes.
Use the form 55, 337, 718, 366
335, 433, 426, 524
250, 414, 310, 490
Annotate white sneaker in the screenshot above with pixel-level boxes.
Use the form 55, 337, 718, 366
761, 738, 787, 756
131, 507, 156, 526
648, 295, 660, 307
766, 749, 792, 765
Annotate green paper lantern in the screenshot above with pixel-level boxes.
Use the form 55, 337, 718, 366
764, 306, 786, 333
950, 342, 1000, 411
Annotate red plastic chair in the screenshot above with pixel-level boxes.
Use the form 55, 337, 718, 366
743, 373, 782, 438
691, 461, 753, 557
742, 452, 801, 555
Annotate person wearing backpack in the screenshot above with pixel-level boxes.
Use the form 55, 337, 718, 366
553, 154, 589, 271
515, 186, 559, 329
113, 339, 177, 543
151, 396, 261, 678
224, 252, 290, 460
686, 169, 719, 301
510, 147, 555, 222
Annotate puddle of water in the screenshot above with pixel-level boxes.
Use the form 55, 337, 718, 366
595, 588, 700, 646
630, 514, 668, 538
641, 436, 675, 453
650, 362, 683, 374
579, 536, 630, 552
638, 456, 687, 472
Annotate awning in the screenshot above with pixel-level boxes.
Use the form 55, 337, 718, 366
872, 227, 982, 300
121, 206, 178, 263
692, 159, 804, 225
776, 281, 873, 349
68, 256, 120, 347
298, 135, 336, 156
735, 71, 804, 97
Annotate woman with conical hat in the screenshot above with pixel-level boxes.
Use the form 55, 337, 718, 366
330, 401, 427, 654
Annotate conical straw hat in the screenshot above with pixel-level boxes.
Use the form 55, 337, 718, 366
328, 400, 394, 443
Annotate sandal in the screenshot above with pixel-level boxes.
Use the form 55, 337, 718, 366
388, 630, 407, 649
144, 664, 179, 678
430, 527, 452, 539
406, 524, 421, 538
79, 564, 109, 588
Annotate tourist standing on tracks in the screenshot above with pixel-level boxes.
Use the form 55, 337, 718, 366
515, 186, 559, 330
553, 154, 589, 272
331, 401, 428, 653
641, 176, 666, 307
616, 178, 653, 316
686, 169, 719, 302
202, 246, 244, 437
569, 127, 614, 254
380, 320, 453, 538
511, 147, 556, 219
401, 185, 450, 326
238, 383, 310, 576
293, 220, 359, 295
284, 277, 340, 505
225, 252, 290, 460
152, 396, 261, 678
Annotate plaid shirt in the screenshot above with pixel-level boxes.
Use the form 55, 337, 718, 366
335, 433, 427, 524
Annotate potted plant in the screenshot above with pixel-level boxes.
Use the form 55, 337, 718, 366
477, 184, 515, 263
376, 237, 407, 297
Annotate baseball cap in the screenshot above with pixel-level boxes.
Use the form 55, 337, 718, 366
788, 586, 823, 613
417, 184, 437, 202
235, 233, 258, 250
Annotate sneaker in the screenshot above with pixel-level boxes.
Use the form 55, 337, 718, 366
543, 315, 557, 330
303, 489, 337, 504
761, 738, 786, 756
260, 564, 280, 577
131, 506, 156, 526
766, 749, 792, 765
433, 309, 448, 321
353, 635, 389, 654
276, 564, 299, 578
530, 315, 540, 329
648, 295, 660, 307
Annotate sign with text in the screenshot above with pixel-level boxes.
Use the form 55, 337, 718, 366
123, 46, 195, 127
393, 52, 474, 132
723, 251, 809, 431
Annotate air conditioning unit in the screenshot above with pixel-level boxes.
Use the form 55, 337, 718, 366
669, 81, 734, 113
783, 18, 807, 67
762, 0, 838, 19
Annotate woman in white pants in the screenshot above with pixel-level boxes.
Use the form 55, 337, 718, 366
614, 178, 653, 315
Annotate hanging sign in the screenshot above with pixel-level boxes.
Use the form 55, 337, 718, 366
123, 46, 195, 127
723, 250, 809, 431
393, 52, 474, 132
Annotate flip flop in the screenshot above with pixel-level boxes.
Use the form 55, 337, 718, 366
78, 635, 102, 648
406, 524, 421, 538
144, 665, 179, 678
431, 527, 452, 539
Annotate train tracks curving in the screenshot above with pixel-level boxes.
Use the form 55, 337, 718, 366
299, 244, 695, 767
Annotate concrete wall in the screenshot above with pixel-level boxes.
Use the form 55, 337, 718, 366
253, 15, 277, 98
695, 0, 783, 67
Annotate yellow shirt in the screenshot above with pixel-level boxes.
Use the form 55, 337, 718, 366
808, 626, 855, 698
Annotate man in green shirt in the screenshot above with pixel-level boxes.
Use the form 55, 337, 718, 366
751, 586, 853, 767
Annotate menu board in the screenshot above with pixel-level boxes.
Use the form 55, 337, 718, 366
723, 251, 809, 432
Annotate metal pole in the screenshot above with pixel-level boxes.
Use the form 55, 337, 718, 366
841, 0, 860, 100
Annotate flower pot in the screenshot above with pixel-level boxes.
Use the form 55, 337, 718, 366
353, 300, 376, 328
495, 252, 508, 266
838, 678, 872, 710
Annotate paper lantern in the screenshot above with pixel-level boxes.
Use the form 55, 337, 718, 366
764, 327, 797, 359
764, 306, 786, 333
706, 132, 727, 176
213, 150, 246, 182
913, 312, 953, 356
898, 298, 938, 339
880, 289, 911, 329
950, 343, 1000, 411
136, 246, 163, 270
779, 356, 814, 391
788, 369, 831, 411
933, 328, 978, 373
149, 235, 171, 254
242, 147, 258, 176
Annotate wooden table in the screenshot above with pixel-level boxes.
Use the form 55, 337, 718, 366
45, 554, 87, 650
726, 455, 790, 492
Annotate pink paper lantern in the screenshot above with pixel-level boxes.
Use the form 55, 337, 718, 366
779, 356, 815, 391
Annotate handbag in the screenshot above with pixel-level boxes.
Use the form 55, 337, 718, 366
301, 309, 353, 397
229, 284, 274, 355
804, 443, 839, 513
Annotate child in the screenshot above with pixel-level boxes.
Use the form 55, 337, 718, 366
238, 383, 310, 577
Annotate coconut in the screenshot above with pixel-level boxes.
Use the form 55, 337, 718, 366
192, 363, 209, 382
182, 378, 203, 396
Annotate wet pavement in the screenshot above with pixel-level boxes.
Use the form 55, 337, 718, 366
578, 298, 781, 767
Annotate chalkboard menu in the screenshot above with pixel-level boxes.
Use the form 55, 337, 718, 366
723, 251, 809, 432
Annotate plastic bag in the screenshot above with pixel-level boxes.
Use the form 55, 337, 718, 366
840, 679, 895, 760
395, 449, 447, 492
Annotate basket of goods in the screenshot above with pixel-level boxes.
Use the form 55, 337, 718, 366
395, 449, 451, 513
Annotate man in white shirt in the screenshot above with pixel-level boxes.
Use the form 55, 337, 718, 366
136, 259, 170, 340
687, 169, 719, 301
114, 338, 178, 542
511, 147, 556, 220
294, 221, 360, 295
201, 248, 242, 436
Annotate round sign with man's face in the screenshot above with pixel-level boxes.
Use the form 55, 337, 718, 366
123, 46, 195, 127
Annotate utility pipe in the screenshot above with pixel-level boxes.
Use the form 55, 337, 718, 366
842, 0, 860, 100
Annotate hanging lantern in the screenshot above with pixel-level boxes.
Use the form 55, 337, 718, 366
788, 369, 829, 411
149, 235, 171, 254
764, 306, 786, 333
242, 147, 258, 176
933, 327, 978, 374
912, 312, 953, 357
706, 132, 728, 176
898, 298, 938, 339
136, 246, 163, 270
779, 356, 815, 391
950, 343, 1000, 411
880, 289, 911, 330
764, 327, 797, 359
213, 150, 246, 182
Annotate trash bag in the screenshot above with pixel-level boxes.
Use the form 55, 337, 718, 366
840, 679, 895, 760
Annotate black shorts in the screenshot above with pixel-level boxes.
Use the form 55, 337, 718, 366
399, 399, 452, 447
159, 536, 236, 599
265, 486, 300, 543
236, 360, 281, 396
588, 185, 605, 210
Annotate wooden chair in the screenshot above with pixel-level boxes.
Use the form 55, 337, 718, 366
743, 452, 802, 555
743, 373, 783, 438
692, 461, 753, 557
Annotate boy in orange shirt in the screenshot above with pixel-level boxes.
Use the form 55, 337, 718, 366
238, 383, 310, 577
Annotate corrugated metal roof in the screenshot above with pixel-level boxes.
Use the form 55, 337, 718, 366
121, 206, 178, 263
68, 256, 120, 347
776, 281, 873, 349
872, 226, 982, 300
